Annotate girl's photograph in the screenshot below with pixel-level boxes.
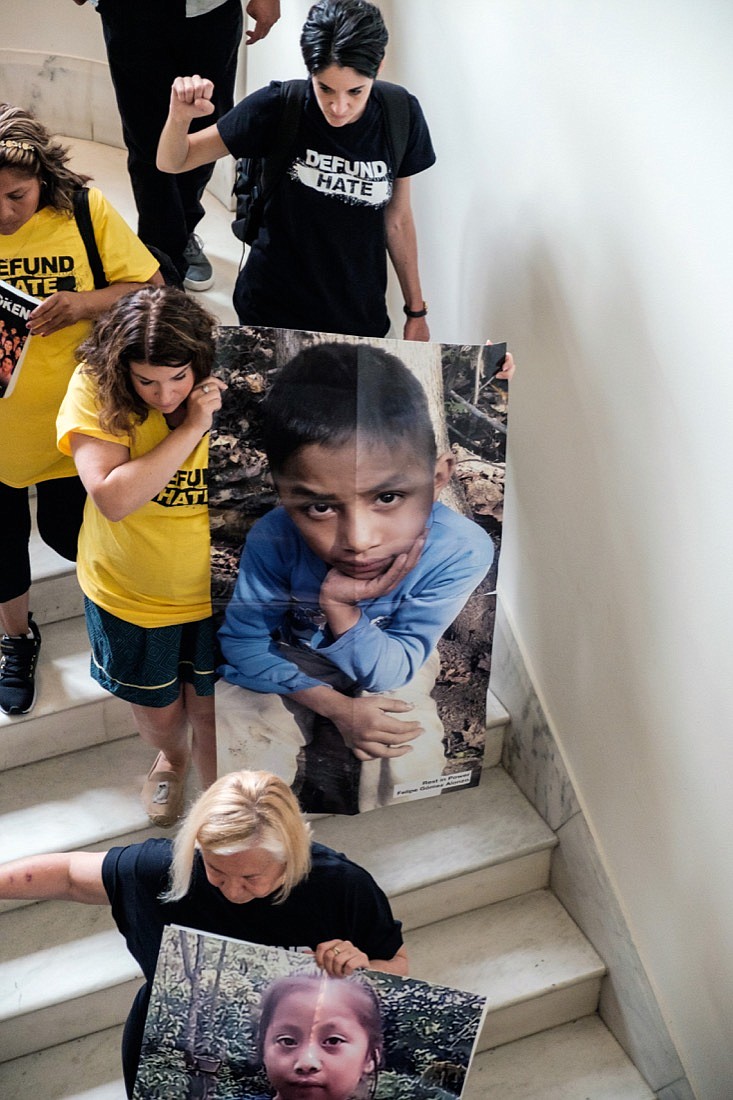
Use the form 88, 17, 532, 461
134, 928, 486, 1099
255, 973, 383, 1100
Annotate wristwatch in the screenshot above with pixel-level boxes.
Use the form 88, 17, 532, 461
403, 301, 428, 318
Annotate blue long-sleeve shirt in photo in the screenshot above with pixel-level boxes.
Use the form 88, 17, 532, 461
218, 501, 494, 696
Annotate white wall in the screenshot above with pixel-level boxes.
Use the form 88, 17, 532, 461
384, 2, 733, 1096
3, 0, 108, 61
4, 1, 732, 1094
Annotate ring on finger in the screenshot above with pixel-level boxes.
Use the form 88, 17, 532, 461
332, 946, 341, 957
202, 384, 210, 393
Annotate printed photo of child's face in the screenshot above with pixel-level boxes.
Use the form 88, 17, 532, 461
275, 437, 453, 582
262, 982, 376, 1100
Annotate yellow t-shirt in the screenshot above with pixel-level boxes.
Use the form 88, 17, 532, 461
0, 188, 158, 488
57, 366, 212, 628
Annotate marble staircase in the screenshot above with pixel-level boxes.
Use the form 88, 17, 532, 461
0, 139, 654, 1097
0, 534, 656, 1098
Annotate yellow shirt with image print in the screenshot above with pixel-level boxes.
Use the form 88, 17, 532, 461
57, 366, 211, 628
0, 187, 158, 488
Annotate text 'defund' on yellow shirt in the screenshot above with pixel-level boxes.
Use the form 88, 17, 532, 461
0, 188, 158, 488
57, 365, 211, 628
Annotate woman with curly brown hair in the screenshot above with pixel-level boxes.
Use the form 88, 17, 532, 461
56, 285, 226, 824
0, 102, 160, 716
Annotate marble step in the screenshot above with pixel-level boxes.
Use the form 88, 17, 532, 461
0, 1015, 655, 1100
407, 889, 605, 1052
0, 615, 135, 772
483, 687, 510, 767
0, 744, 551, 916
0, 886, 602, 1064
0, 756, 550, 924
311, 766, 556, 931
0, 1024, 126, 1100
465, 1016, 655, 1099
0, 899, 142, 1063
0, 735, 191, 879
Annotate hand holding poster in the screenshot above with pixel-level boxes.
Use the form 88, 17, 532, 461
134, 926, 487, 1099
210, 329, 510, 815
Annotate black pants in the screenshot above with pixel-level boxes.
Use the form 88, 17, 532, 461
97, 0, 243, 278
0, 477, 86, 604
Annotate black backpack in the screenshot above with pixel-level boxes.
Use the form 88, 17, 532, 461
73, 188, 183, 289
232, 79, 412, 246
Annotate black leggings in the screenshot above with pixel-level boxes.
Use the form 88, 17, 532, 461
0, 477, 87, 603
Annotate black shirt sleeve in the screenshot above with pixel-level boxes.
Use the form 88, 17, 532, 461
217, 82, 292, 159
394, 92, 436, 179
102, 838, 173, 983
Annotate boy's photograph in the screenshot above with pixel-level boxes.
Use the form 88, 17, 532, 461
134, 925, 487, 1100
209, 329, 510, 815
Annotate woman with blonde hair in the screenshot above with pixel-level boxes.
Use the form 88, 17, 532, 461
0, 769, 406, 1097
57, 285, 224, 823
0, 102, 160, 716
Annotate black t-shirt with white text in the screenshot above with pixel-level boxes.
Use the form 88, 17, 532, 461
218, 80, 435, 336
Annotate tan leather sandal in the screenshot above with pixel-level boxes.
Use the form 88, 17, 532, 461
141, 752, 188, 827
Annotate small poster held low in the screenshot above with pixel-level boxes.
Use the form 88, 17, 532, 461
134, 925, 487, 1099
0, 278, 39, 397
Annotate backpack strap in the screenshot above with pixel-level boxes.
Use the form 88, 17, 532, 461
72, 188, 108, 290
259, 78, 308, 213
373, 80, 411, 177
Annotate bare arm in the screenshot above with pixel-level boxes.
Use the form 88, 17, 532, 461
385, 177, 430, 342
28, 272, 162, 339
70, 377, 225, 522
157, 75, 229, 175
245, 0, 281, 43
314, 940, 409, 977
0, 851, 108, 905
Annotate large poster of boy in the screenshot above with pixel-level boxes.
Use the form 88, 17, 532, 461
210, 329, 509, 815
134, 925, 487, 1099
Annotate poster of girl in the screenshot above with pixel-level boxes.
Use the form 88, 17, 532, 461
255, 973, 383, 1100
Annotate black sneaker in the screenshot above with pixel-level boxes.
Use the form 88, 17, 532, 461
183, 233, 214, 292
0, 616, 42, 715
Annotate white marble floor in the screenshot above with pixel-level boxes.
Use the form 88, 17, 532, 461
64, 137, 240, 327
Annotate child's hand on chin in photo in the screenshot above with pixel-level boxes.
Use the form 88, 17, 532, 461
321, 529, 428, 608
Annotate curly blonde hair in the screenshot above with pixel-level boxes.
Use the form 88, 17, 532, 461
0, 102, 90, 212
163, 771, 313, 904
77, 286, 217, 435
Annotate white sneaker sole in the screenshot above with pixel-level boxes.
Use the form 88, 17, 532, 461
184, 273, 215, 292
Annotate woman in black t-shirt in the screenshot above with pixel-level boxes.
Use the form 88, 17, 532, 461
157, 0, 435, 340
0, 770, 407, 1096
